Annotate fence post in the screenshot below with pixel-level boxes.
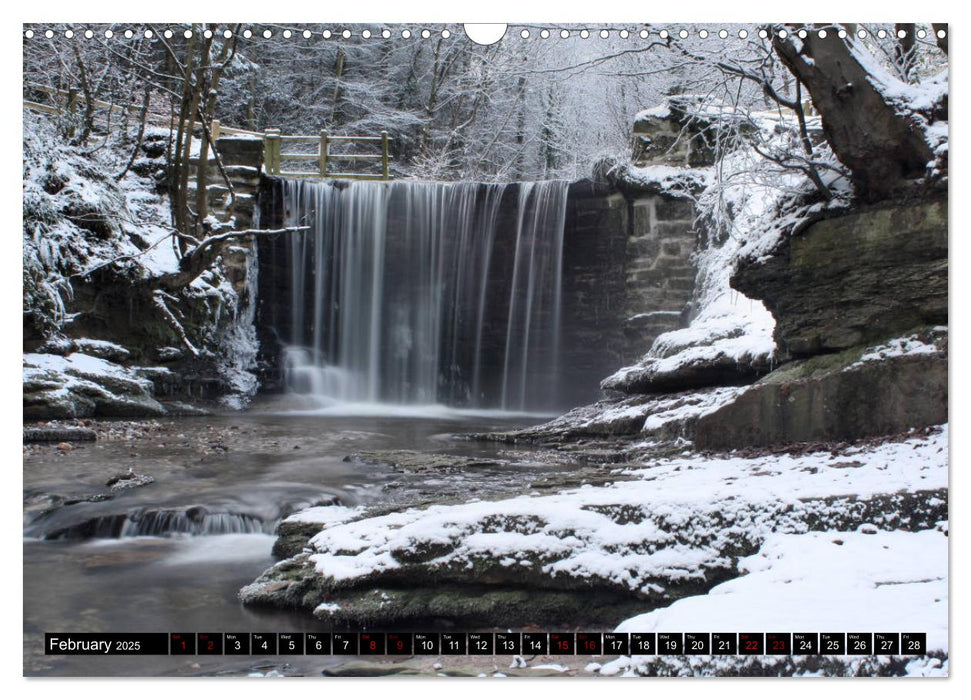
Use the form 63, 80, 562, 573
211, 119, 221, 141
320, 129, 329, 178
264, 129, 281, 175
381, 130, 390, 180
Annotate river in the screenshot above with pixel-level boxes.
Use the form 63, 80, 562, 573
23, 405, 558, 676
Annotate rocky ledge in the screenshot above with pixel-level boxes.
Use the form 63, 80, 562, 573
693, 328, 947, 449
732, 199, 947, 357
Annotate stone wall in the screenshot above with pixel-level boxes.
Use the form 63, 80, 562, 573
197, 136, 264, 299
622, 195, 697, 351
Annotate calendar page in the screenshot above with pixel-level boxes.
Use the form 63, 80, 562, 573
21, 18, 949, 681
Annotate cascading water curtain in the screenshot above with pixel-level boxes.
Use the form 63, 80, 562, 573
281, 179, 568, 411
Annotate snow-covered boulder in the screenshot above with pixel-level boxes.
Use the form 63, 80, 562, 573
23, 353, 166, 419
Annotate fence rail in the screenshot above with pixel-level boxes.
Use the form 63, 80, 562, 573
24, 84, 393, 181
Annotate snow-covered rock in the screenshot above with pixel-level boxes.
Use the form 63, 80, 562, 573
23, 352, 165, 419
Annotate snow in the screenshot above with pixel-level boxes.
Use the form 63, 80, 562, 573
635, 104, 671, 120
24, 352, 151, 390
116, 168, 181, 276
73, 338, 130, 358
613, 529, 946, 652
282, 505, 364, 527
640, 387, 742, 431
846, 42, 948, 166
313, 602, 342, 615
616, 163, 712, 194
848, 334, 941, 369
24, 112, 261, 409
300, 425, 947, 596
849, 39, 946, 114
905, 657, 947, 677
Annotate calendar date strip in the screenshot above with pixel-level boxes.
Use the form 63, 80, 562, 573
45, 632, 929, 656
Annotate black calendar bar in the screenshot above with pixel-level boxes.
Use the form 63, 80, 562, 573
550, 632, 575, 655
44, 633, 169, 655
306, 633, 332, 655
251, 633, 277, 655
43, 631, 933, 656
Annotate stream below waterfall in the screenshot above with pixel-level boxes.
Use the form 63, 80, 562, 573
23, 403, 577, 676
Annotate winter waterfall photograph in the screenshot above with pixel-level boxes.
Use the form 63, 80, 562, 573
22, 22, 948, 679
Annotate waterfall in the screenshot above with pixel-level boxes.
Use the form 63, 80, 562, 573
280, 179, 568, 411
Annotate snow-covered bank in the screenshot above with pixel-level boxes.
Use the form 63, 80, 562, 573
599, 527, 947, 677
23, 113, 261, 415
615, 528, 946, 647
243, 424, 947, 642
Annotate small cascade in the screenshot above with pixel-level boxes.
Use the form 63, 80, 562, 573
280, 179, 569, 411
35, 507, 276, 541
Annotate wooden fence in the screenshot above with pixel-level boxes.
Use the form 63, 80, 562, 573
263, 129, 392, 180
24, 84, 393, 181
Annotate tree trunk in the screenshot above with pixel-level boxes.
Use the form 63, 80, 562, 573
330, 48, 345, 127
773, 30, 934, 203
